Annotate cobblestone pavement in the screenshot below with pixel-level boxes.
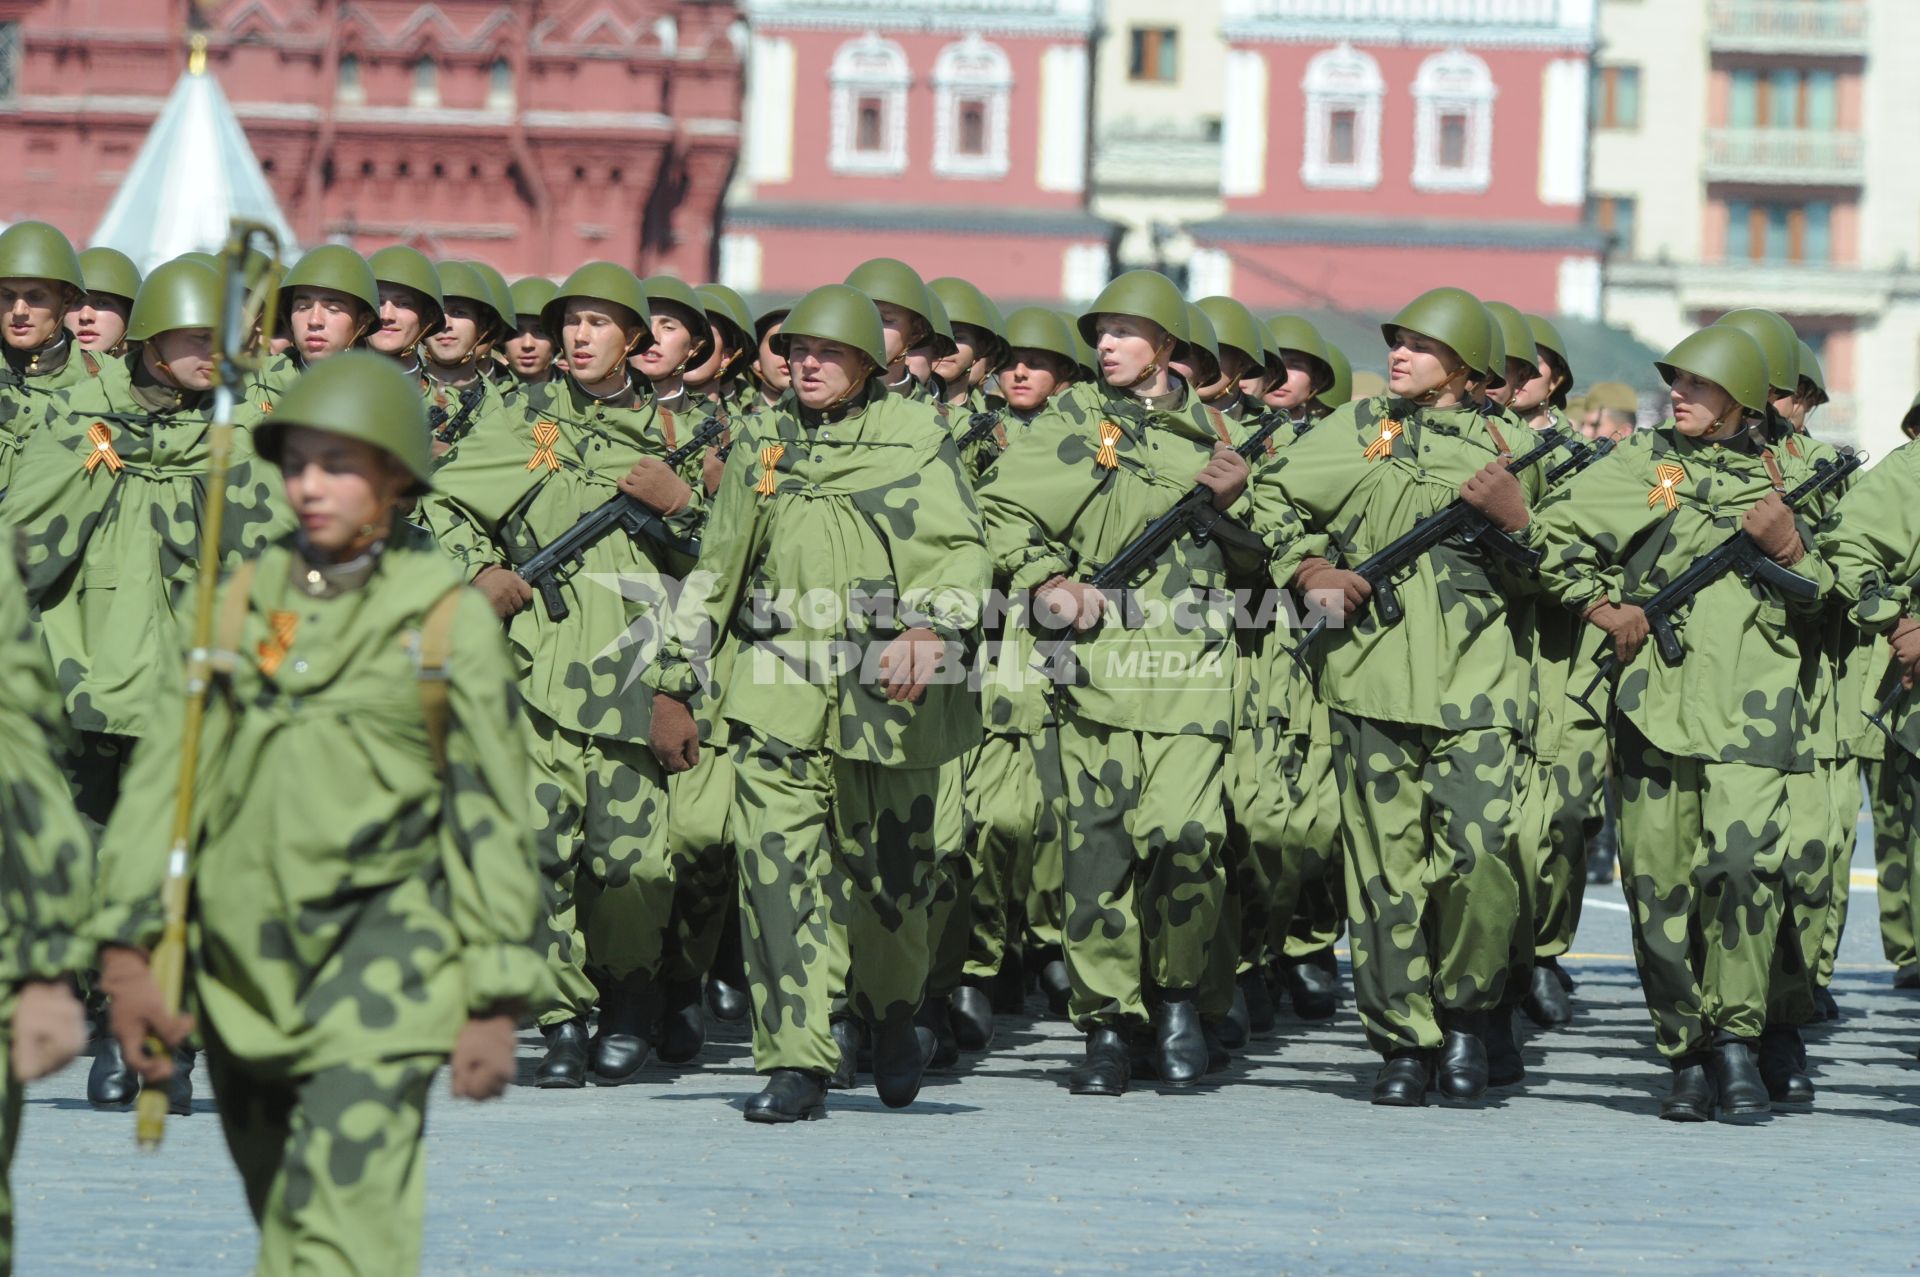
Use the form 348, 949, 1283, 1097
16, 852, 1920, 1275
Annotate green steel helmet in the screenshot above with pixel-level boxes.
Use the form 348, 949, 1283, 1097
769, 283, 889, 370
1196, 296, 1265, 371
695, 283, 756, 354
78, 247, 141, 303
1796, 338, 1829, 405
124, 260, 221, 342
0, 222, 86, 293
1183, 303, 1223, 386
643, 275, 713, 347
1078, 270, 1191, 349
929, 276, 1006, 362
1382, 286, 1494, 376
254, 352, 435, 493
1587, 381, 1639, 413
921, 288, 961, 359
368, 244, 446, 331
1524, 312, 1574, 408
1266, 314, 1334, 394
1060, 310, 1099, 381
1712, 308, 1799, 396
754, 303, 792, 344
1656, 326, 1770, 415
1482, 307, 1509, 389
176, 251, 219, 272
435, 261, 509, 338
466, 261, 516, 328
845, 256, 933, 323
509, 277, 558, 326
1484, 301, 1538, 372
1001, 306, 1080, 366
1317, 342, 1354, 410
1903, 391, 1920, 439
279, 245, 380, 317
542, 261, 652, 350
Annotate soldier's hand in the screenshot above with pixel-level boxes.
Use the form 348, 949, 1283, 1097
97, 946, 194, 1085
473, 565, 534, 620
701, 445, 727, 497
1292, 557, 1371, 622
648, 692, 701, 773
620, 458, 694, 516
10, 980, 86, 1082
1460, 462, 1530, 534
450, 1012, 518, 1101
877, 626, 947, 703
1035, 577, 1107, 632
1195, 443, 1251, 511
1890, 616, 1920, 689
1585, 599, 1651, 664
1742, 493, 1805, 566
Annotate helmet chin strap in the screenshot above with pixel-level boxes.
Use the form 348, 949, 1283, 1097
1120, 336, 1176, 393
1411, 362, 1471, 407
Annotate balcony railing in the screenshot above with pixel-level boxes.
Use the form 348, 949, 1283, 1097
1092, 130, 1223, 196
1708, 1, 1869, 55
1704, 128, 1864, 186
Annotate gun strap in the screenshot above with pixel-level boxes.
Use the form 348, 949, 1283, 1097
80, 349, 101, 378
414, 586, 464, 777
1205, 406, 1231, 446
659, 406, 677, 451
1483, 415, 1512, 460
1761, 448, 1785, 493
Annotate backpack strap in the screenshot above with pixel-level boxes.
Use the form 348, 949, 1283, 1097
210, 559, 260, 678
414, 586, 463, 777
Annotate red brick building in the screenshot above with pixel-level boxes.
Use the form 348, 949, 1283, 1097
0, 0, 744, 279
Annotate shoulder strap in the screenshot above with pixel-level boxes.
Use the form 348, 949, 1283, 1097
211, 560, 260, 677
658, 405, 677, 451
80, 349, 101, 378
415, 586, 464, 777
1481, 412, 1512, 460
1204, 406, 1232, 446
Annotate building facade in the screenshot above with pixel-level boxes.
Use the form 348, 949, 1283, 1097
0, 0, 744, 280
723, 0, 1107, 306
1594, 0, 1916, 456
1186, 0, 1602, 321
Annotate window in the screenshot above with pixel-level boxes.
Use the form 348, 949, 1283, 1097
1411, 48, 1496, 193
1588, 194, 1638, 256
1725, 199, 1834, 263
337, 53, 363, 105
0, 22, 20, 101
1129, 27, 1178, 83
1300, 43, 1383, 190
932, 34, 1011, 178
1730, 67, 1841, 130
410, 57, 439, 108
488, 58, 515, 110
1594, 65, 1641, 129
829, 33, 909, 175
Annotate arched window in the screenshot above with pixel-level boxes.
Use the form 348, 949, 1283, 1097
932, 34, 1011, 179
829, 32, 909, 175
488, 57, 514, 110
1411, 48, 1496, 193
337, 53, 364, 105
1300, 43, 1381, 190
410, 56, 440, 109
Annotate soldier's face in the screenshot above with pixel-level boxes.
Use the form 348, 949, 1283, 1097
1386, 327, 1463, 400
636, 305, 704, 380
874, 302, 919, 368
1670, 370, 1740, 439
279, 426, 411, 558
682, 325, 731, 389
1265, 352, 1319, 409
1002, 348, 1070, 412
1485, 374, 1515, 407
1241, 365, 1274, 402
371, 284, 431, 354
1771, 389, 1809, 432
1092, 314, 1170, 388
144, 328, 216, 391
934, 324, 985, 385
1, 278, 68, 350
288, 286, 366, 361
66, 293, 130, 352
560, 299, 644, 385
756, 321, 791, 392
1510, 354, 1557, 414
787, 335, 867, 410
429, 299, 485, 366
506, 320, 556, 378
904, 344, 934, 383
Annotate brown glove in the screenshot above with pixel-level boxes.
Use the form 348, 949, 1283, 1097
1034, 577, 1107, 632
1890, 616, 1920, 689
472, 565, 534, 620
1194, 443, 1251, 512
648, 692, 701, 773
876, 627, 946, 704
1742, 493, 1805, 566
97, 946, 194, 1085
449, 1012, 518, 1101
1459, 462, 1530, 534
10, 980, 86, 1082
701, 445, 727, 497
1292, 556, 1371, 622
1586, 599, 1651, 664
619, 458, 693, 515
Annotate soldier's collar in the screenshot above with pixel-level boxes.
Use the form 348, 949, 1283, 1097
128, 356, 205, 413
394, 353, 423, 378
1130, 375, 1188, 416
4, 331, 71, 378
290, 536, 385, 598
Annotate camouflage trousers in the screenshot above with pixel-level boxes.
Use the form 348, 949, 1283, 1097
959, 730, 1061, 982
1815, 757, 1862, 987
1531, 721, 1608, 961
661, 746, 735, 986
1767, 764, 1835, 1027
525, 706, 673, 1028
59, 729, 133, 840
1615, 718, 1790, 1058
1019, 726, 1068, 954
1058, 713, 1226, 1032
916, 760, 972, 1004
206, 1046, 439, 1277
0, 1041, 16, 1277
1869, 750, 1920, 971
1276, 706, 1344, 965
732, 729, 939, 1075
1327, 711, 1523, 1056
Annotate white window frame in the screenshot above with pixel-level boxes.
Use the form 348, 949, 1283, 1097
1300, 43, 1382, 191
829, 32, 910, 176
932, 34, 1011, 179
1411, 47, 1496, 194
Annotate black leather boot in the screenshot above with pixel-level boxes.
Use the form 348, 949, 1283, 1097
1659, 1055, 1713, 1122
87, 1027, 139, 1110
1435, 1014, 1490, 1102
950, 984, 995, 1052
743, 1069, 827, 1123
915, 995, 960, 1072
1758, 1025, 1814, 1107
1371, 1054, 1428, 1107
1710, 1039, 1770, 1122
871, 1018, 931, 1109
1815, 986, 1841, 1022
1895, 963, 1920, 991
1069, 1028, 1129, 1097
706, 898, 749, 1023
166, 1047, 195, 1116
705, 976, 749, 1023
654, 978, 706, 1066
828, 1018, 860, 1091
1485, 1007, 1524, 1087
1282, 953, 1338, 1021
1239, 968, 1276, 1035
1152, 992, 1208, 1087
533, 1019, 589, 1089
591, 973, 655, 1084
990, 952, 1027, 1015
1038, 956, 1073, 1018
1521, 961, 1573, 1028
1217, 985, 1251, 1050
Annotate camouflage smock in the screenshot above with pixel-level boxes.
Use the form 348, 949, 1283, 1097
1817, 437, 1920, 760
0, 339, 101, 492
